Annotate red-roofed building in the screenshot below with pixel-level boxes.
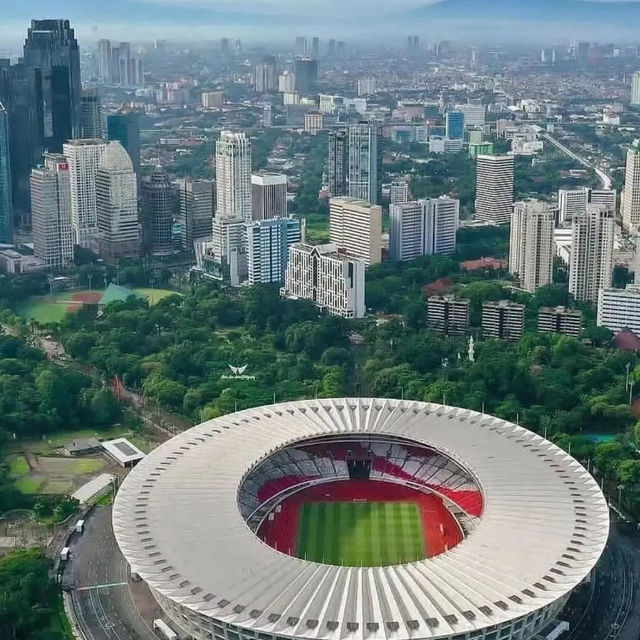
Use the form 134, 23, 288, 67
612, 329, 640, 352
460, 257, 508, 272
422, 276, 454, 298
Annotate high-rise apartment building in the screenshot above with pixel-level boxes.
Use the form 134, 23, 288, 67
23, 19, 81, 150
538, 307, 582, 337
63, 138, 107, 248
253, 56, 277, 93
390, 180, 409, 205
30, 153, 73, 268
294, 57, 318, 95
632, 71, 640, 106
80, 86, 104, 139
245, 217, 301, 285
427, 296, 470, 335
201, 91, 225, 109
305, 112, 323, 135
329, 197, 382, 266
0, 102, 12, 243
559, 187, 616, 224
178, 178, 214, 251
97, 39, 112, 82
281, 243, 365, 318
482, 301, 526, 341
348, 122, 381, 205
357, 78, 377, 97
509, 200, 556, 293
140, 166, 174, 256
597, 285, 640, 336
475, 154, 514, 224
569, 204, 614, 303
251, 173, 287, 221
278, 71, 296, 94
107, 113, 140, 174
215, 131, 252, 220
426, 197, 459, 257
622, 142, 640, 232
327, 130, 348, 197
95, 142, 138, 259
445, 111, 465, 140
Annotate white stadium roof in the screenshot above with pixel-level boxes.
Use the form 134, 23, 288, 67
113, 399, 609, 640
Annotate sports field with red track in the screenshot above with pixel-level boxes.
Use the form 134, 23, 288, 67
257, 480, 462, 566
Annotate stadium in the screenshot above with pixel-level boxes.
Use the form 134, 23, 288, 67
113, 399, 609, 640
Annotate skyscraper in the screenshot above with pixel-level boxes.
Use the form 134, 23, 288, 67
97, 39, 112, 82
390, 180, 409, 205
63, 138, 107, 248
0, 102, 13, 243
253, 56, 277, 93
631, 71, 640, 106
329, 197, 382, 266
445, 111, 465, 140
327, 130, 348, 197
295, 37, 307, 55
348, 122, 381, 205
426, 197, 459, 256
569, 204, 614, 303
215, 131, 252, 220
475, 154, 514, 224
80, 86, 104, 139
178, 178, 215, 251
30, 153, 73, 268
509, 200, 556, 293
141, 166, 174, 256
311, 37, 319, 59
95, 142, 138, 259
622, 142, 640, 232
294, 57, 318, 95
251, 173, 287, 220
23, 19, 81, 151
107, 113, 141, 175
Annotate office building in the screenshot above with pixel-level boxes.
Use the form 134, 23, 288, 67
281, 243, 365, 318
329, 197, 382, 266
107, 113, 140, 174
95, 142, 138, 259
23, 19, 81, 150
311, 37, 319, 59
63, 138, 107, 248
210, 216, 247, 285
559, 187, 616, 224
622, 142, 640, 232
509, 200, 556, 293
202, 91, 225, 109
357, 78, 377, 97
245, 217, 301, 285
30, 153, 73, 268
590, 188, 617, 213
538, 307, 582, 337
390, 180, 409, 204
427, 296, 469, 336
475, 155, 514, 224
294, 57, 318, 95
327, 130, 348, 197
445, 111, 465, 140
97, 39, 112, 82
178, 179, 214, 251
80, 86, 104, 139
253, 56, 277, 93
251, 173, 287, 221
597, 286, 640, 336
0, 102, 12, 243
295, 37, 307, 55
568, 204, 614, 303
215, 131, 252, 220
482, 300, 526, 341
456, 103, 485, 127
305, 111, 323, 134
631, 71, 640, 106
140, 166, 174, 256
348, 122, 381, 205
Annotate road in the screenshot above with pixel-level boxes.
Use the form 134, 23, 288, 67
542, 133, 613, 190
66, 506, 161, 640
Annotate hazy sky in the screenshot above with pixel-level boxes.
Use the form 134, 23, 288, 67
3, 0, 640, 46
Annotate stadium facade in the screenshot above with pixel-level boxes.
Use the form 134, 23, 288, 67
113, 399, 609, 640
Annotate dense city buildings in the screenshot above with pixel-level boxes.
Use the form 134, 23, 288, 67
251, 173, 287, 221
329, 197, 382, 266
281, 243, 365, 318
106, 113, 140, 175
327, 130, 348, 197
427, 296, 470, 335
474, 154, 514, 224
178, 178, 214, 252
348, 122, 380, 205
622, 142, 640, 232
482, 300, 526, 341
30, 153, 73, 268
0, 102, 12, 244
597, 285, 640, 336
569, 204, 614, 303
538, 306, 582, 337
509, 200, 555, 293
95, 142, 138, 259
140, 165, 174, 256
215, 131, 252, 221
80, 86, 104, 139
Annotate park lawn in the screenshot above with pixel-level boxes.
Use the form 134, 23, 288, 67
71, 458, 105, 474
15, 477, 45, 494
41, 480, 74, 495
296, 501, 425, 567
134, 287, 180, 305
8, 455, 29, 476
16, 299, 69, 324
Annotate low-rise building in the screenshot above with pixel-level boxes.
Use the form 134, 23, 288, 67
427, 296, 470, 335
538, 306, 582, 337
482, 300, 525, 341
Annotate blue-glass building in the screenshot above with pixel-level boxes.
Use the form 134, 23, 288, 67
445, 110, 465, 140
0, 102, 13, 244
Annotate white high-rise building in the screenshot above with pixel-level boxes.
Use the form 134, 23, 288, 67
569, 204, 614, 303
357, 78, 377, 96
63, 138, 107, 248
245, 217, 301, 285
622, 142, 640, 232
509, 200, 556, 293
390, 180, 409, 205
281, 243, 365, 318
251, 173, 287, 221
95, 141, 138, 259
215, 131, 252, 221
455, 102, 485, 127
475, 154, 514, 224
348, 122, 380, 205
426, 197, 459, 257
30, 153, 73, 268
559, 187, 616, 224
278, 71, 296, 93
329, 197, 382, 266
631, 71, 640, 106
598, 285, 640, 336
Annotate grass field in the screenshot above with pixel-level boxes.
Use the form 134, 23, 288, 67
296, 501, 425, 566
8, 455, 29, 476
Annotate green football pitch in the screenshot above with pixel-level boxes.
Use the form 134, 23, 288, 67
296, 501, 426, 566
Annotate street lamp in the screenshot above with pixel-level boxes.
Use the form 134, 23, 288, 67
618, 484, 624, 508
